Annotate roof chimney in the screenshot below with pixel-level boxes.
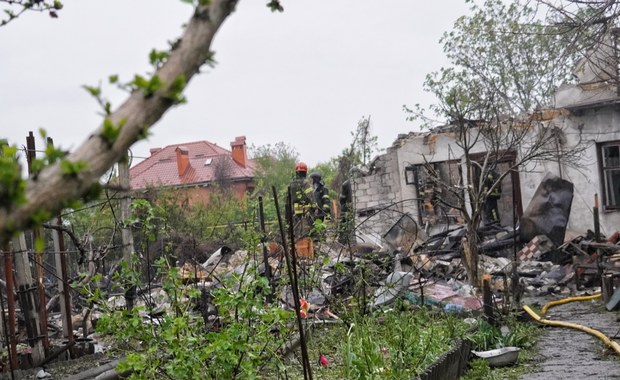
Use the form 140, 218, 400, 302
150, 147, 162, 156
175, 146, 190, 176
230, 136, 247, 168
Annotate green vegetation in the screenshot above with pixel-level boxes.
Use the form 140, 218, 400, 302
343, 309, 468, 378
467, 319, 537, 351
0, 0, 63, 27
92, 259, 294, 379
0, 142, 26, 211
70, 169, 540, 379
461, 319, 540, 380
0, 0, 557, 376
279, 308, 472, 380
462, 346, 539, 380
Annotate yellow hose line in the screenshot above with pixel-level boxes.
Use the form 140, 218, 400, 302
540, 293, 601, 316
523, 304, 620, 356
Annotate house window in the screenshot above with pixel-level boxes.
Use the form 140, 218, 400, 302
600, 141, 620, 210
404, 166, 416, 185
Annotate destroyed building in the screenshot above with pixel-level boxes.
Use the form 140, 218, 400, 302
353, 35, 620, 240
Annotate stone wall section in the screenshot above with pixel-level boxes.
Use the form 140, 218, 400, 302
353, 147, 403, 239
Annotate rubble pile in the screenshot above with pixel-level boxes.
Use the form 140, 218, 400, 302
166, 222, 618, 330
8, 175, 620, 378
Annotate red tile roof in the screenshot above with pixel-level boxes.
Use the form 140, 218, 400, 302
129, 140, 256, 189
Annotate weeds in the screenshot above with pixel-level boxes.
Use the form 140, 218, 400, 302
83, 191, 541, 379
467, 318, 538, 351
92, 259, 295, 379
283, 307, 471, 379
462, 317, 541, 380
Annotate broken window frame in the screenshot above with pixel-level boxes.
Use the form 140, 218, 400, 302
404, 166, 417, 185
411, 161, 462, 227
468, 151, 523, 225
598, 140, 620, 211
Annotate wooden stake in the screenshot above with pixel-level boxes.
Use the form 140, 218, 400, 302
25, 131, 50, 354
12, 234, 45, 363
3, 243, 18, 373
118, 153, 135, 310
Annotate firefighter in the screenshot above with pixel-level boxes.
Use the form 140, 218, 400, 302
289, 162, 313, 238
289, 162, 321, 257
483, 169, 502, 225
290, 162, 313, 216
309, 172, 331, 221
338, 178, 353, 245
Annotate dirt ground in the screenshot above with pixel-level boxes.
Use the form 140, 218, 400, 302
519, 296, 620, 380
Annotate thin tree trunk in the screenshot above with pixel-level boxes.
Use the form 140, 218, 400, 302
462, 233, 480, 287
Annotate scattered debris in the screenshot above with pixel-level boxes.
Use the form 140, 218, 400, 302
606, 287, 620, 311
371, 271, 414, 309
472, 347, 520, 368
520, 173, 574, 246
35, 369, 52, 379
4, 173, 620, 378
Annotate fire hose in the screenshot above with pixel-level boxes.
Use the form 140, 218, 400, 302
522, 293, 620, 356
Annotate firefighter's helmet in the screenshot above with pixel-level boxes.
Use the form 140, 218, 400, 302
295, 162, 308, 173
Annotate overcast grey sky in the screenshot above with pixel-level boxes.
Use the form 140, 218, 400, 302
1, 0, 471, 168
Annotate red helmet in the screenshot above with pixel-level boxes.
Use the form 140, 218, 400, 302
295, 162, 308, 173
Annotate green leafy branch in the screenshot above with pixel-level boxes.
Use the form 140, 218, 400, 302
131, 74, 163, 97
100, 117, 126, 147
266, 0, 283, 12
60, 158, 88, 178
0, 0, 63, 27
166, 74, 187, 104
83, 78, 116, 116
0, 142, 26, 211
28, 128, 68, 178
82, 35, 191, 146
149, 49, 170, 69
129, 73, 187, 104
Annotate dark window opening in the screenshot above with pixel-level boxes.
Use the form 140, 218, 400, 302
412, 162, 462, 226
600, 141, 620, 210
357, 208, 378, 218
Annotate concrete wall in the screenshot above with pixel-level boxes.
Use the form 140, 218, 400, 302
354, 110, 620, 239
353, 35, 620, 239
519, 107, 620, 236
352, 146, 403, 241
353, 130, 488, 238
